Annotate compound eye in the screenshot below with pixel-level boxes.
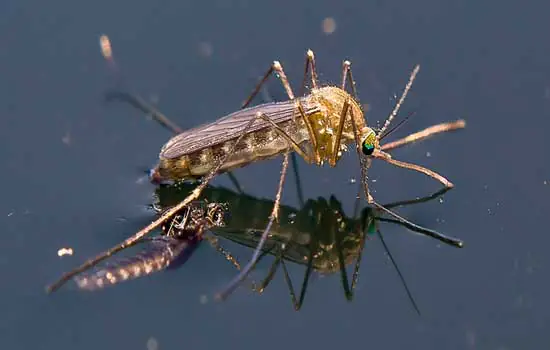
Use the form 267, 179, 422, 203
361, 130, 376, 156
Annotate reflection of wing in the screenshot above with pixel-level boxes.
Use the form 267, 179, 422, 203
73, 237, 191, 291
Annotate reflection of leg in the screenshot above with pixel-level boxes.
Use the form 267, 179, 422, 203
337, 214, 368, 302
374, 221, 420, 315
281, 249, 315, 311
203, 235, 259, 291
256, 246, 285, 294
371, 200, 463, 247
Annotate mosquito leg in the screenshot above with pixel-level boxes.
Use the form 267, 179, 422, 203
291, 153, 305, 208
272, 60, 322, 164
299, 49, 319, 97
329, 60, 369, 166
256, 76, 305, 208
257, 113, 313, 163
330, 59, 366, 167
381, 186, 452, 210
380, 120, 466, 152
373, 151, 454, 188
329, 97, 351, 166
340, 60, 360, 101
215, 150, 291, 300
105, 92, 184, 134
242, 56, 321, 162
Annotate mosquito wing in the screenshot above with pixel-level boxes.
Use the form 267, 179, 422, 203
160, 98, 320, 159
73, 237, 192, 291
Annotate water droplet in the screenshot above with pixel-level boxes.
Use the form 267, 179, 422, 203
322, 17, 337, 35
288, 212, 296, 224
198, 42, 214, 58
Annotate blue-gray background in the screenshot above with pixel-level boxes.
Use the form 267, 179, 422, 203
1, 0, 549, 349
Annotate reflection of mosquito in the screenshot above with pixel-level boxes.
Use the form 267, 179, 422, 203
71, 201, 227, 291
157, 182, 452, 313
46, 36, 465, 296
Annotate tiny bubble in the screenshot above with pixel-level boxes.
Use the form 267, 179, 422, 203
426, 151, 431, 157
146, 337, 159, 350
439, 198, 444, 203
349, 177, 356, 184
198, 42, 214, 58
62, 131, 71, 145
199, 295, 208, 304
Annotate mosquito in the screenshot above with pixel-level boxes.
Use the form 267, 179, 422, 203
46, 44, 465, 297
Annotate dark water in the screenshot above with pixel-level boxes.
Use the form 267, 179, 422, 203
2, 0, 549, 349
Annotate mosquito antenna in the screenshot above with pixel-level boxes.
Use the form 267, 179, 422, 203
378, 65, 420, 137
375, 222, 420, 315
105, 91, 184, 134
99, 34, 185, 135
379, 111, 416, 141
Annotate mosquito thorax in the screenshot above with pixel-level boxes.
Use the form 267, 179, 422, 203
308, 86, 366, 160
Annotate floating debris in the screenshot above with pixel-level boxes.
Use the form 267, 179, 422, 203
57, 247, 74, 257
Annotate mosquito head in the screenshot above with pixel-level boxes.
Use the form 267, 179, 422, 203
360, 127, 378, 156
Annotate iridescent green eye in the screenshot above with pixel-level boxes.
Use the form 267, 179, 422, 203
361, 130, 376, 156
